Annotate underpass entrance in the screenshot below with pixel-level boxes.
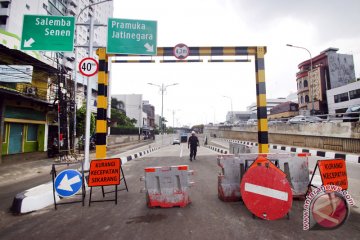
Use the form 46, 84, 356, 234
95, 46, 268, 159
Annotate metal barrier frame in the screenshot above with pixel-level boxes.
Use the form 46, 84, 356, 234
95, 46, 269, 159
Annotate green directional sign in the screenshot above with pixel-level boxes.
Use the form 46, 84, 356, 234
107, 18, 157, 55
21, 15, 75, 52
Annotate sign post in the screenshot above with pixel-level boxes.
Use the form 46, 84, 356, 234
21, 15, 75, 51
107, 18, 157, 55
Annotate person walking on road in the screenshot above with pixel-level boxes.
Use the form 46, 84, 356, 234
188, 131, 199, 161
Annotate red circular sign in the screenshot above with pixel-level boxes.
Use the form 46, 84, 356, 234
173, 43, 190, 60
311, 192, 349, 229
240, 166, 293, 220
78, 57, 99, 77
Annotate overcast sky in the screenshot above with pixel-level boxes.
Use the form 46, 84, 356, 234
110, 0, 360, 127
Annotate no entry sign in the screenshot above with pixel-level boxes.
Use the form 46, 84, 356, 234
241, 165, 293, 220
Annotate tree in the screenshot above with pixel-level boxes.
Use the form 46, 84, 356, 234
111, 98, 125, 113
110, 106, 136, 127
76, 105, 95, 137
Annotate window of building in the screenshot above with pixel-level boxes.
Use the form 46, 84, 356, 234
305, 95, 309, 103
27, 124, 38, 141
304, 80, 308, 88
334, 92, 349, 103
300, 96, 303, 104
349, 89, 360, 100
26, 4, 30, 10
299, 81, 302, 89
0, 2, 10, 8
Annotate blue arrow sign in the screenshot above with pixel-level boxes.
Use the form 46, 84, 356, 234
54, 169, 83, 198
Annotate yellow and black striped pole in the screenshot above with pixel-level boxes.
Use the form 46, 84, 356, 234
255, 47, 269, 153
95, 48, 108, 159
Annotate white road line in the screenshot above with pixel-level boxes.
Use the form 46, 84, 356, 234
244, 183, 289, 201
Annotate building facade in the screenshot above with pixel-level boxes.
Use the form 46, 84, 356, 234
142, 100, 155, 130
296, 48, 356, 114
247, 98, 289, 119
0, 0, 113, 161
226, 111, 251, 123
112, 94, 144, 129
326, 80, 360, 114
0, 0, 113, 110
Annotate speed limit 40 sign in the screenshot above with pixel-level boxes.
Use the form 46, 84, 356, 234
79, 57, 99, 77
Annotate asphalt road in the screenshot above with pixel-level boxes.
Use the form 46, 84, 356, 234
0, 142, 359, 240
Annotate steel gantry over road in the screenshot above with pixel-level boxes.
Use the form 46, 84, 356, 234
95, 46, 269, 159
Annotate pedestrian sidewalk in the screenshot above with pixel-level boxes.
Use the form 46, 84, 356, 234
0, 139, 154, 188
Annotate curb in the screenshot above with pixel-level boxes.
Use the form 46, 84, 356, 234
206, 145, 228, 154
222, 138, 360, 164
11, 146, 160, 214
113, 146, 160, 165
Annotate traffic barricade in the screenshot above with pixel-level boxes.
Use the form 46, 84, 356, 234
217, 153, 310, 201
217, 154, 245, 202
229, 142, 251, 154
242, 153, 310, 197
141, 165, 194, 208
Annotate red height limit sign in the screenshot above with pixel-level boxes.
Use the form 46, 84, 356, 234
79, 57, 99, 77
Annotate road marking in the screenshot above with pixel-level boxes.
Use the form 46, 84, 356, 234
244, 182, 288, 201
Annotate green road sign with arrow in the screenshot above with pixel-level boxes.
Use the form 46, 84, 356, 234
21, 15, 75, 52
107, 18, 157, 55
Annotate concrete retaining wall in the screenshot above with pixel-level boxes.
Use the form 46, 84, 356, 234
205, 122, 360, 153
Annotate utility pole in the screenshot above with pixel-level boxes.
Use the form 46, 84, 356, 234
75, 0, 112, 170
147, 82, 179, 134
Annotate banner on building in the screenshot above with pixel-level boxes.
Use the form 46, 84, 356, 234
309, 67, 321, 101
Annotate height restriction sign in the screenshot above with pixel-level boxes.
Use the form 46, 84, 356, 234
79, 57, 99, 77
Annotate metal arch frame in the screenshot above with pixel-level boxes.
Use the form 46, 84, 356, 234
95, 46, 269, 159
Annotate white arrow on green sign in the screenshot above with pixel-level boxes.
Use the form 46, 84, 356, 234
21, 15, 75, 52
107, 18, 157, 55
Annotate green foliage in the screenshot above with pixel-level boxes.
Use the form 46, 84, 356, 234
110, 108, 136, 127
110, 126, 139, 135
76, 105, 95, 137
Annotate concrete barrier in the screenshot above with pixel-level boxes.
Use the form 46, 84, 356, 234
11, 146, 161, 214
217, 153, 310, 202
142, 165, 194, 208
11, 182, 60, 214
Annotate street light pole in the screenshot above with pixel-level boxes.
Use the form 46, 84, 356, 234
286, 44, 314, 115
148, 82, 179, 134
223, 96, 233, 123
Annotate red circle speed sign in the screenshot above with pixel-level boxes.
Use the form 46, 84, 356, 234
173, 43, 190, 60
79, 57, 99, 77
240, 165, 293, 220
